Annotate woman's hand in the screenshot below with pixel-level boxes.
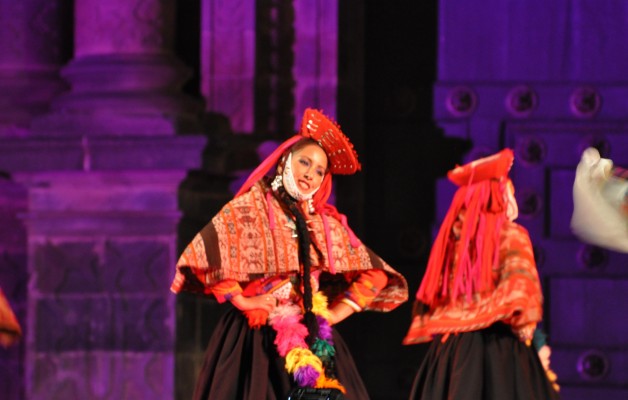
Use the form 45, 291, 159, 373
327, 302, 355, 325
230, 293, 277, 312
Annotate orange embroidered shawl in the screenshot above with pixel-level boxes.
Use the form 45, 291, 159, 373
172, 182, 408, 312
403, 222, 543, 344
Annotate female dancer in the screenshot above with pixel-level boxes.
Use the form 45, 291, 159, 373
172, 108, 408, 399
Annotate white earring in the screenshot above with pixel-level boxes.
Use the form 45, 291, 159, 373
307, 198, 315, 214
271, 174, 283, 191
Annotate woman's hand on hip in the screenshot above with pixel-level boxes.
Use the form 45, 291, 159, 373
230, 293, 277, 312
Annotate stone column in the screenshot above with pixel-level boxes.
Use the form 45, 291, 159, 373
15, 166, 201, 400
0, 1, 69, 398
293, 0, 338, 123
0, 1, 207, 399
32, 0, 202, 136
198, 0, 339, 133
200, 0, 256, 132
0, 136, 206, 400
0, 0, 70, 137
0, 179, 28, 399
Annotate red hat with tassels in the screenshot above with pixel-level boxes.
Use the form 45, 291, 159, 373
416, 148, 516, 307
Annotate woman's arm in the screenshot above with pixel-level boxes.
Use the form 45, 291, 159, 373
211, 279, 277, 312
230, 293, 277, 312
328, 269, 389, 325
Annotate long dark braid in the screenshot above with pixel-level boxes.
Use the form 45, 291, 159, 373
274, 185, 320, 346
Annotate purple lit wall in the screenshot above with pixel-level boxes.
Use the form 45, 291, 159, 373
0, 0, 341, 399
433, 2, 628, 399
0, 1, 627, 400
1, 0, 205, 399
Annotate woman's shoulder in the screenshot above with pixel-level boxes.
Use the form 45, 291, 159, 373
500, 221, 534, 252
503, 220, 530, 235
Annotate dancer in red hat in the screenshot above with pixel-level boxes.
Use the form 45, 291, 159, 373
403, 149, 559, 399
172, 108, 408, 399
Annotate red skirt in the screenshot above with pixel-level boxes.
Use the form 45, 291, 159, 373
409, 323, 560, 400
192, 307, 370, 400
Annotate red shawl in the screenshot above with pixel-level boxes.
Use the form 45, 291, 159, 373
403, 222, 543, 344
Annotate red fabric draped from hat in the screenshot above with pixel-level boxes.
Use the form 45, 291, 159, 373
416, 148, 515, 306
235, 108, 360, 207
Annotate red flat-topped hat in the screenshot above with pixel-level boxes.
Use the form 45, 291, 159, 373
447, 148, 514, 187
300, 108, 361, 175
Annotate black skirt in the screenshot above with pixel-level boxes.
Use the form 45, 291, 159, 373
193, 307, 370, 400
409, 323, 560, 400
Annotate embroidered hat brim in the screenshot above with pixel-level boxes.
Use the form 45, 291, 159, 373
300, 108, 361, 175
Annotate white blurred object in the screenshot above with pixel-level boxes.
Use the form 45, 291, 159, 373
537, 344, 560, 392
571, 147, 628, 252
537, 344, 552, 372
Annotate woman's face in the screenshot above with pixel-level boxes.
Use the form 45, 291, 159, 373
289, 143, 328, 196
